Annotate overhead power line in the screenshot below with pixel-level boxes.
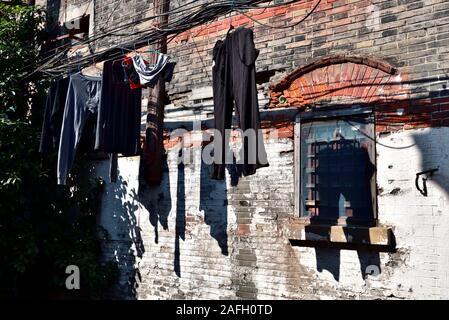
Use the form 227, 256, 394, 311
26, 0, 321, 79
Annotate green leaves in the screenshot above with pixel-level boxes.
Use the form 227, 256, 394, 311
0, 2, 118, 299
0, 118, 118, 298
0, 2, 47, 120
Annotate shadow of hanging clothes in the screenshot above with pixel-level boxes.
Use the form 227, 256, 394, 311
103, 173, 145, 298
200, 147, 229, 256
303, 228, 382, 281
138, 152, 171, 244
227, 152, 244, 187
174, 149, 186, 277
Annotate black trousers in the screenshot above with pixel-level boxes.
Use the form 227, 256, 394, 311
211, 27, 269, 180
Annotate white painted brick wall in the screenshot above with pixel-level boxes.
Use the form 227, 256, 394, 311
90, 127, 449, 299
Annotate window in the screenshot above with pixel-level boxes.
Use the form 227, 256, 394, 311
65, 14, 90, 40
295, 108, 377, 226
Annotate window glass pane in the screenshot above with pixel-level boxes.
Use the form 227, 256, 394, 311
300, 116, 375, 221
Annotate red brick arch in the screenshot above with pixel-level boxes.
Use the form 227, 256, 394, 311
269, 55, 410, 108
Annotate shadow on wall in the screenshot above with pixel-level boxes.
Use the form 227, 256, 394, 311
137, 147, 186, 278
174, 149, 185, 277
139, 145, 230, 278
138, 153, 171, 245
138, 149, 185, 278
296, 114, 383, 281
138, 152, 184, 276
104, 173, 145, 299
411, 129, 449, 200
299, 98, 449, 282
200, 147, 229, 256
307, 241, 383, 281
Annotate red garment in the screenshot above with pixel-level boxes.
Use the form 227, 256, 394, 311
140, 129, 162, 186
122, 57, 141, 90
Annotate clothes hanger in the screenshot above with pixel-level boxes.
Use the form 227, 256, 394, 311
92, 56, 102, 76
116, 46, 133, 59
117, 46, 133, 53
227, 1, 235, 35
138, 39, 169, 66
132, 43, 139, 57
142, 39, 174, 59
141, 39, 161, 55
226, 13, 235, 36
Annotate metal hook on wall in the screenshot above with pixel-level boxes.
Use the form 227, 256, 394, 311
415, 168, 439, 197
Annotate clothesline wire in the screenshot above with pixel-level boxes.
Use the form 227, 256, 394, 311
13, 0, 293, 67
44, 0, 305, 59
36, 0, 304, 69
344, 120, 416, 150
174, 0, 213, 85
29, 0, 307, 76
98, 0, 125, 32
27, 0, 321, 79
19, 0, 205, 75
30, 0, 246, 68
237, 0, 321, 29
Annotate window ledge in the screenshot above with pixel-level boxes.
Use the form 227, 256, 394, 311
284, 218, 394, 247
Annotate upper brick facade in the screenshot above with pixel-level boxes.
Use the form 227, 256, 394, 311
46, 0, 449, 131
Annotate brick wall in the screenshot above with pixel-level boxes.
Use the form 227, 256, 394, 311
47, 0, 449, 299
163, 0, 449, 129
92, 127, 449, 299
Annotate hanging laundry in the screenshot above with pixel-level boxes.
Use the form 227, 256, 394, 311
39, 77, 70, 153
211, 26, 269, 180
132, 53, 176, 88
57, 73, 102, 185
95, 58, 142, 181
141, 125, 163, 186
96, 58, 142, 155
122, 56, 142, 90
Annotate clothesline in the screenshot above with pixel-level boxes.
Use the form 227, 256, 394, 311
27, 0, 321, 79
41, 0, 301, 64
27, 0, 274, 78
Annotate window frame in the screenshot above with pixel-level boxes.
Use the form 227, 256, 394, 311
294, 106, 378, 227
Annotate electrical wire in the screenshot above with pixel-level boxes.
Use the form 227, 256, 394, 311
32, 1, 237, 75
237, 0, 321, 29
31, 1, 249, 71
344, 119, 416, 150
98, 0, 125, 32
174, 0, 212, 84
42, 1, 274, 56
27, 0, 318, 78
19, 0, 205, 75
38, 0, 304, 65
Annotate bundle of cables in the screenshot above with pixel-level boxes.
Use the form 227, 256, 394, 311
24, 0, 321, 79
